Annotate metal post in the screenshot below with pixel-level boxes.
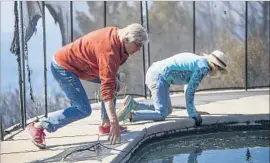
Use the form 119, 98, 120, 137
145, 1, 151, 98
0, 2, 2, 141
140, 1, 147, 99
42, 2, 48, 118
193, 1, 196, 53
146, 1, 150, 67
0, 116, 3, 141
245, 1, 248, 90
70, 1, 73, 41
19, 1, 26, 129
104, 1, 106, 27
0, 1, 1, 104
13, 1, 25, 130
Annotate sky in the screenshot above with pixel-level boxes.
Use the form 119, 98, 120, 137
1, 1, 62, 95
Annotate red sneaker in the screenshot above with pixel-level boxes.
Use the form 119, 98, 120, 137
26, 122, 46, 149
98, 125, 127, 135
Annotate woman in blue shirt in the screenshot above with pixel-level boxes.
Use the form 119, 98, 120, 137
117, 50, 228, 126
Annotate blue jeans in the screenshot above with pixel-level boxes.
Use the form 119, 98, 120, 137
40, 61, 114, 133
131, 68, 172, 122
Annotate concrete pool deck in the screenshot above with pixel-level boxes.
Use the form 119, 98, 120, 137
1, 89, 269, 163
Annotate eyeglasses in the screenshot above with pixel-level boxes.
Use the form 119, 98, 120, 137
134, 41, 143, 48
215, 65, 225, 72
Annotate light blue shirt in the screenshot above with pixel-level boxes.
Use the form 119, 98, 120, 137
149, 53, 210, 118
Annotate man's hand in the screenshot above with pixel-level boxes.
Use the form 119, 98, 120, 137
108, 118, 121, 145
105, 100, 121, 145
192, 114, 202, 127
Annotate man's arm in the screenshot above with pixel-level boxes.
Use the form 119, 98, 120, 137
185, 67, 209, 118
97, 44, 121, 144
104, 100, 118, 122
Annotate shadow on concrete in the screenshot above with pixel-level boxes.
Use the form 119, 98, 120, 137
27, 132, 140, 163
29, 141, 108, 163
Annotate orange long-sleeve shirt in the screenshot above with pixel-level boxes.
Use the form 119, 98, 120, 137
54, 27, 129, 102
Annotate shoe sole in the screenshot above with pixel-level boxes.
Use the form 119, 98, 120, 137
117, 96, 134, 121
31, 140, 46, 149
123, 95, 132, 106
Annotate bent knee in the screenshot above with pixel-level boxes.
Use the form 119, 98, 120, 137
156, 111, 168, 121
84, 107, 92, 116
76, 105, 92, 117
159, 106, 171, 120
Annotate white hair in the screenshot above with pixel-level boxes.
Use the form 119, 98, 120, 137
118, 23, 148, 43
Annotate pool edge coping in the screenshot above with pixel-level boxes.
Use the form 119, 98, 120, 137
102, 114, 270, 163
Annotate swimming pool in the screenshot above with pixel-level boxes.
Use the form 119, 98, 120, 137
128, 130, 269, 163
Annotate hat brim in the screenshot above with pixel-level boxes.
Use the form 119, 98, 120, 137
204, 53, 228, 74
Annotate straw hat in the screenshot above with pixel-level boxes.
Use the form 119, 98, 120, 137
203, 50, 228, 74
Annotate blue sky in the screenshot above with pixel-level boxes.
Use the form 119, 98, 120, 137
1, 1, 62, 95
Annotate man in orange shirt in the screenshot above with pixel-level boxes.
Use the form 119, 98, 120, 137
26, 23, 148, 148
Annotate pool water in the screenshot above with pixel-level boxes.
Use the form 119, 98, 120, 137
128, 130, 269, 163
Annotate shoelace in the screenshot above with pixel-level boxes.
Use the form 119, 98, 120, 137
34, 130, 46, 144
